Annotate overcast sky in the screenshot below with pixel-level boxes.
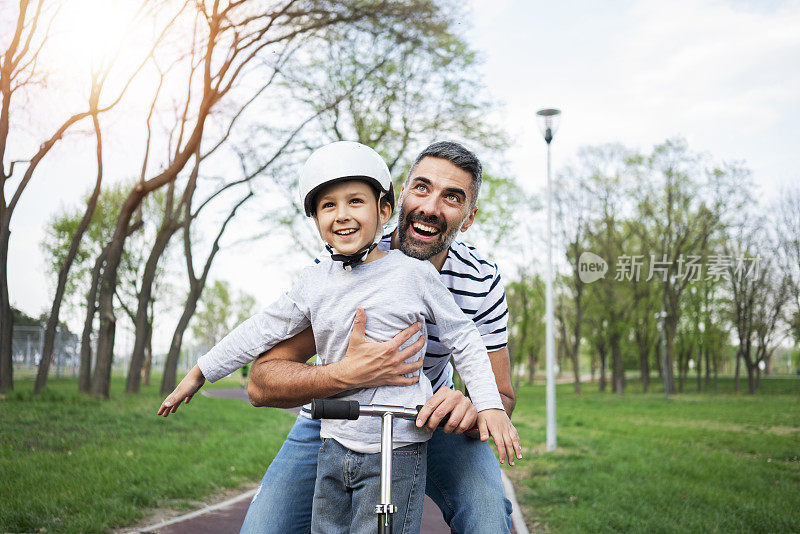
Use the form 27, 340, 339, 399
9, 0, 800, 352
470, 0, 800, 193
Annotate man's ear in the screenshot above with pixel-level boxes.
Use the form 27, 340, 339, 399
460, 206, 478, 232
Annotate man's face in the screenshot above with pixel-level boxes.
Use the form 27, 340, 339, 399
396, 157, 477, 260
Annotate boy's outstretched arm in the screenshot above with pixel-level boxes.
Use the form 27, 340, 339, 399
477, 408, 523, 466
157, 365, 206, 417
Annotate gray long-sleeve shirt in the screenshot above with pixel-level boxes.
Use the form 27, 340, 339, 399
197, 250, 503, 451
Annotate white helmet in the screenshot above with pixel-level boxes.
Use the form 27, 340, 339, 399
299, 141, 394, 217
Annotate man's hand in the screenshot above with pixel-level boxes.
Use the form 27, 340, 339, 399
157, 365, 205, 417
415, 387, 478, 434
477, 408, 523, 466
331, 307, 426, 389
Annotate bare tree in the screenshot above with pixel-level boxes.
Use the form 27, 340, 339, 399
726, 219, 789, 394
0, 0, 155, 391
90, 0, 450, 397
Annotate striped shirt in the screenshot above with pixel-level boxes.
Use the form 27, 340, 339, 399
299, 226, 508, 418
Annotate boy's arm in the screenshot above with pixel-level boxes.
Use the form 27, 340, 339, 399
197, 293, 311, 383
248, 308, 426, 408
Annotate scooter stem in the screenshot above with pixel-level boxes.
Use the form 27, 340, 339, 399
376, 412, 397, 533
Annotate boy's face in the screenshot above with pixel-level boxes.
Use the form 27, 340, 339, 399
314, 180, 390, 254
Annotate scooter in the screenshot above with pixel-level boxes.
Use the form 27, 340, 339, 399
311, 399, 446, 534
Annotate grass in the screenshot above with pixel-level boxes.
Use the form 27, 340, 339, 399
0, 374, 295, 533
504, 377, 800, 533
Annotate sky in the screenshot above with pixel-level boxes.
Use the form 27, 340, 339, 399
8, 0, 800, 352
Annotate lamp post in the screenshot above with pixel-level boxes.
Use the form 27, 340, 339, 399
655, 310, 668, 400
536, 108, 561, 452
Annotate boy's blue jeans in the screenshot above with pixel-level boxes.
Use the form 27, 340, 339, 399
311, 438, 426, 534
240, 415, 512, 534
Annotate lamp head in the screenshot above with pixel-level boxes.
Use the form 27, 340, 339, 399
536, 108, 561, 144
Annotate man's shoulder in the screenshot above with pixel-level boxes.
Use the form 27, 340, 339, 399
443, 240, 500, 279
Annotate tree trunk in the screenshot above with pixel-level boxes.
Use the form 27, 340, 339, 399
664, 319, 677, 394
599, 346, 607, 393
78, 247, 108, 392
93, 99, 209, 398
640, 345, 650, 393
35, 117, 103, 394
0, 223, 13, 392
126, 221, 177, 393
161, 286, 202, 394
704, 347, 711, 387
527, 352, 535, 384
143, 319, 153, 387
696, 347, 702, 392
571, 302, 583, 395
747, 362, 756, 394
611, 332, 623, 396
735, 349, 742, 392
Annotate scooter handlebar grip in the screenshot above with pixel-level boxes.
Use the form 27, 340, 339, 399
311, 399, 360, 420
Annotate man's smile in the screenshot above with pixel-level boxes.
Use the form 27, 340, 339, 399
410, 221, 441, 238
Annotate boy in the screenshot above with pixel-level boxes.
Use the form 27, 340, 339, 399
158, 141, 521, 533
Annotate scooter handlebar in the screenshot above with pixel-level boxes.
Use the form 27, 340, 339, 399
310, 399, 450, 427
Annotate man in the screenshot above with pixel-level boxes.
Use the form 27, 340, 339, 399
241, 141, 515, 533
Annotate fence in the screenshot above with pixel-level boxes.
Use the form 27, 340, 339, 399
12, 325, 80, 378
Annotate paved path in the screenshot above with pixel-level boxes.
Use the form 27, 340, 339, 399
136, 388, 523, 533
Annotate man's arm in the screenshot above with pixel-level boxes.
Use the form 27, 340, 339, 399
489, 347, 516, 416
248, 308, 426, 408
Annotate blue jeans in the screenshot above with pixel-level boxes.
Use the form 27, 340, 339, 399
240, 415, 512, 534
311, 438, 426, 534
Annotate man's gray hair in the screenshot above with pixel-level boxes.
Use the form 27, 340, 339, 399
408, 141, 482, 209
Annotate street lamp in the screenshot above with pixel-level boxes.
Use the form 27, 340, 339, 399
655, 310, 668, 400
536, 107, 561, 452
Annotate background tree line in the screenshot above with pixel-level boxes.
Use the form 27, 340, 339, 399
506, 139, 800, 395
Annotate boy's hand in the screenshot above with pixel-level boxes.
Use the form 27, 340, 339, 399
157, 365, 206, 417
477, 408, 523, 466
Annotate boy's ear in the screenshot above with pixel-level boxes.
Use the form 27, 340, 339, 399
379, 200, 392, 225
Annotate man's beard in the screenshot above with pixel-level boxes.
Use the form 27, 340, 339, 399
396, 201, 465, 260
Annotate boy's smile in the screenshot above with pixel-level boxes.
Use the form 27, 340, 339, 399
314, 180, 390, 260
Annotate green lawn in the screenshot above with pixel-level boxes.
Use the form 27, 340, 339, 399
3, 374, 798, 533
0, 375, 295, 533
505, 377, 800, 533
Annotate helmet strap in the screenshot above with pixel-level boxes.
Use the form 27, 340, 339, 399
326, 243, 378, 271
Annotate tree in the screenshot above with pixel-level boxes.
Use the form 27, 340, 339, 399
630, 139, 735, 394
261, 21, 520, 257
191, 280, 256, 350
42, 181, 171, 391
506, 269, 545, 388
90, 0, 456, 397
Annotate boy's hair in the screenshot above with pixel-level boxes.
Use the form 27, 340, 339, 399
310, 178, 391, 217
407, 141, 482, 209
